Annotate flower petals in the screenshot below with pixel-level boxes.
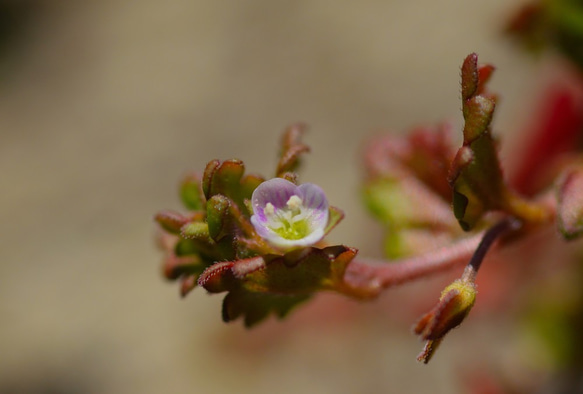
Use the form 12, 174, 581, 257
250, 178, 329, 250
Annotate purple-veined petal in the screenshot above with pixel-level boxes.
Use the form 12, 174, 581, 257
297, 183, 329, 227
252, 178, 297, 221
298, 183, 328, 211
250, 178, 330, 250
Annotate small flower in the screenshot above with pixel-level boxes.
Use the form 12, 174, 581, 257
250, 178, 329, 250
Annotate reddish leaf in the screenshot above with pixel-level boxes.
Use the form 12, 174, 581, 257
197, 246, 358, 327
449, 54, 550, 230
276, 123, 310, 176
154, 210, 189, 234
364, 122, 455, 201
180, 173, 205, 211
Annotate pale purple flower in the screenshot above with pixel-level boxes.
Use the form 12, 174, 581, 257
250, 178, 329, 250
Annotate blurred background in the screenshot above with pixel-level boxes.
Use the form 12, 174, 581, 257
0, 1, 551, 393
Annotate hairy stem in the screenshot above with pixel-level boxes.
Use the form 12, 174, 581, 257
340, 232, 484, 299
340, 216, 525, 299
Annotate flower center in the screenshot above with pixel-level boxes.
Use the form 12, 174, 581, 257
264, 195, 311, 240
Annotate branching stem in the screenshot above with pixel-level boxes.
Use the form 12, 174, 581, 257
461, 217, 522, 283
341, 231, 484, 299
341, 217, 523, 299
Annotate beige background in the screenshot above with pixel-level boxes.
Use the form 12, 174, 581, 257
0, 1, 546, 393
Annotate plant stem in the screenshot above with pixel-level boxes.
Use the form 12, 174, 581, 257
340, 217, 523, 299
341, 232, 484, 299
461, 217, 521, 283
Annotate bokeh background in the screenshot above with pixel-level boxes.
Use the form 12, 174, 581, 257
0, 1, 550, 393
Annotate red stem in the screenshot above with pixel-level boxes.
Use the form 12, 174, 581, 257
341, 232, 484, 299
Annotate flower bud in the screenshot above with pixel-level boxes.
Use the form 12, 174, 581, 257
414, 278, 477, 363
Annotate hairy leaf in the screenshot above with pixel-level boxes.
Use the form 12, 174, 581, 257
276, 123, 310, 177
180, 173, 205, 211
197, 245, 358, 326
449, 54, 507, 231
449, 54, 550, 230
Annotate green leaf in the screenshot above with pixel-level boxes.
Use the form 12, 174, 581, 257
173, 233, 220, 266
449, 54, 506, 231
324, 206, 344, 236
364, 180, 422, 226
175, 238, 200, 256
206, 194, 258, 243
202, 159, 220, 200
180, 174, 205, 211
197, 245, 358, 326
205, 194, 270, 259
449, 136, 504, 231
364, 178, 458, 256
239, 174, 265, 215
206, 195, 231, 241
181, 221, 210, 240
154, 210, 189, 234
382, 228, 455, 260
240, 246, 356, 294
462, 96, 496, 142
449, 54, 550, 230
222, 291, 311, 327
202, 159, 263, 215
206, 159, 245, 202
